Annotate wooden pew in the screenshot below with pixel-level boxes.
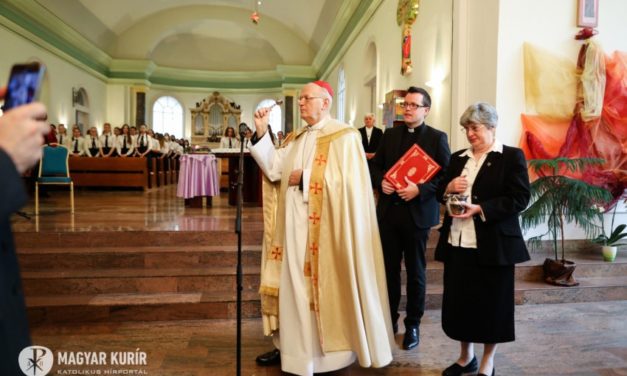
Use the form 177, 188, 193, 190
69, 157, 149, 190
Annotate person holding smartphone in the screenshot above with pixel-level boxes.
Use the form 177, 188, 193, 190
0, 85, 49, 375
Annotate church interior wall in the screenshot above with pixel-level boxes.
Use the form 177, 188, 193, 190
495, 0, 627, 148
0, 25, 108, 131
322, 0, 453, 135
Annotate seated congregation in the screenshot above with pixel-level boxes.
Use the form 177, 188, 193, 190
44, 123, 188, 189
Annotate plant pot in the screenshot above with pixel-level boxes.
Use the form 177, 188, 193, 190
543, 258, 579, 287
602, 246, 617, 262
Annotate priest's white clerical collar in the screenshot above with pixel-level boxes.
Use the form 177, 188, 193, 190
406, 123, 423, 133
306, 116, 329, 132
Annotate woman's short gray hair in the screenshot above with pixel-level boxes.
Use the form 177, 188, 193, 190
459, 102, 498, 129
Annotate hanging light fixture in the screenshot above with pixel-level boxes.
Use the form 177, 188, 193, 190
250, 0, 261, 24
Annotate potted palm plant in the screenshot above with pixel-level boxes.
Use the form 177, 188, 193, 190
521, 157, 612, 286
591, 190, 627, 262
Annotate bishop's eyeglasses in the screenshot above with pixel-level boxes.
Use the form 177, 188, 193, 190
298, 96, 324, 102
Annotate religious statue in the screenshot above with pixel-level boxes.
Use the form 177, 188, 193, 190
397, 0, 421, 76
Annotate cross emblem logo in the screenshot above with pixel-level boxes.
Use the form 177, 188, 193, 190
309, 212, 321, 225
309, 243, 319, 256
315, 154, 327, 166
270, 246, 282, 260
309, 182, 322, 195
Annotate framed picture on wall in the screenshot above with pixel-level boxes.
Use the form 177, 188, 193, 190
577, 0, 598, 27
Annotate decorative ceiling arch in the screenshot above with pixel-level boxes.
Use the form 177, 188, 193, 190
111, 5, 313, 69
0, 0, 380, 88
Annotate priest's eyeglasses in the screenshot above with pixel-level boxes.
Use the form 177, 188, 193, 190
400, 102, 428, 110
298, 96, 324, 102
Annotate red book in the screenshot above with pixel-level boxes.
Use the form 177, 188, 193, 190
384, 144, 441, 189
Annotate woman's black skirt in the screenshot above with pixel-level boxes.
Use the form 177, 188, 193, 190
441, 245, 515, 344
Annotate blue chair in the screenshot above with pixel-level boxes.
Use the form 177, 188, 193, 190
35, 144, 74, 214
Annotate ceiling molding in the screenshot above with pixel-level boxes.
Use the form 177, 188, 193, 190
108, 63, 315, 90
0, 0, 110, 80
311, 0, 362, 72
0, 0, 381, 90
275, 65, 317, 80
315, 0, 385, 79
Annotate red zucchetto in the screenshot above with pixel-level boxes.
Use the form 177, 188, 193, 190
313, 80, 334, 98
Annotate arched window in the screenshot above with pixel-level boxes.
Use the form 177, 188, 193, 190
255, 99, 282, 137
71, 87, 90, 135
337, 67, 346, 123
152, 96, 183, 138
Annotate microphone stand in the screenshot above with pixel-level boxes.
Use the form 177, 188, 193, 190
234, 129, 246, 376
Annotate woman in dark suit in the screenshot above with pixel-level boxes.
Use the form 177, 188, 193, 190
435, 102, 530, 376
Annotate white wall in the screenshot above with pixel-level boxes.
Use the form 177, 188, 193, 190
0, 25, 108, 130
106, 84, 130, 128
450, 0, 499, 151
323, 0, 454, 135
496, 0, 627, 146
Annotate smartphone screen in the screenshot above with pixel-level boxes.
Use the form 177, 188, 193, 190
2, 62, 46, 111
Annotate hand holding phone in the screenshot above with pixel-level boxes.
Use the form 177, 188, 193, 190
1, 62, 46, 112
0, 61, 49, 172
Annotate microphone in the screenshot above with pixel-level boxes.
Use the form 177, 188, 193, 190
238, 122, 249, 138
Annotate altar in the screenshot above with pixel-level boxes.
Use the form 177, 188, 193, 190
176, 154, 220, 207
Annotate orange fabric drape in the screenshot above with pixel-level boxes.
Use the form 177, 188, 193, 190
519, 42, 627, 196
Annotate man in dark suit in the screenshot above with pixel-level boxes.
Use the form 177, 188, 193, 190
0, 86, 49, 375
358, 113, 383, 165
370, 86, 450, 351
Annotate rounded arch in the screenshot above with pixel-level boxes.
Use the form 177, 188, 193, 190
364, 41, 378, 115
73, 87, 90, 135
74, 87, 89, 108
152, 95, 184, 138
364, 41, 378, 80
336, 66, 346, 123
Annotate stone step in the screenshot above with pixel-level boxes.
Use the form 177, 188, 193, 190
516, 253, 627, 281
18, 250, 625, 283
26, 291, 261, 324
412, 276, 627, 310
14, 227, 445, 251
515, 276, 627, 305
17, 246, 263, 269
26, 276, 627, 324
21, 267, 261, 296
19, 248, 626, 297
13, 230, 265, 248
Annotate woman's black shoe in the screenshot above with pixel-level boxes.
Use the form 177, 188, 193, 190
478, 367, 495, 376
442, 356, 478, 376
255, 349, 280, 366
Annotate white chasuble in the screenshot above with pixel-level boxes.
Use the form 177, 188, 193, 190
250, 116, 393, 376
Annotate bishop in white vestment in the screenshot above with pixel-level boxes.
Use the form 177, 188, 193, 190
249, 81, 394, 376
